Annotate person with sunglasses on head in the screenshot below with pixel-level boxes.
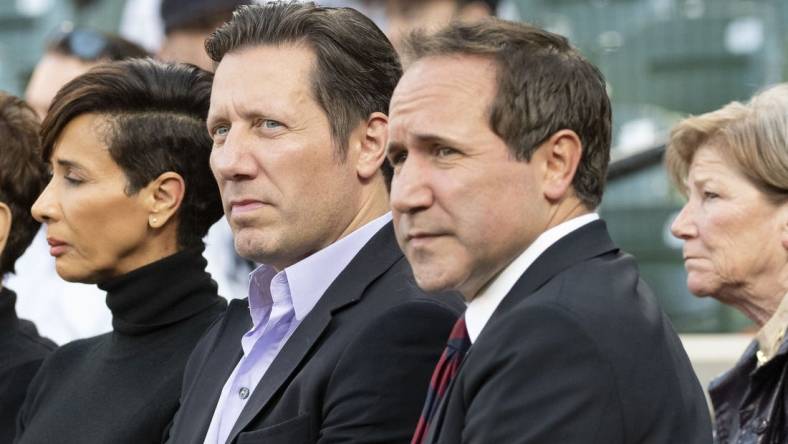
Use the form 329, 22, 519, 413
25, 26, 149, 120
15, 59, 226, 444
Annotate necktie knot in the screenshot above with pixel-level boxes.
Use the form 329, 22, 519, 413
445, 316, 471, 355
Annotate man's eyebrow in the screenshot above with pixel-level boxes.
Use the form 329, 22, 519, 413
386, 133, 461, 155
206, 110, 226, 129
413, 134, 455, 146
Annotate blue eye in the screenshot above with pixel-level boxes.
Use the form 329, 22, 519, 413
262, 120, 282, 129
435, 146, 458, 157
213, 125, 230, 137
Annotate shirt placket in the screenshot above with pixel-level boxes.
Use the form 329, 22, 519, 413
217, 273, 296, 439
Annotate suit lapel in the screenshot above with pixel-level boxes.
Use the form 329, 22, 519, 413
426, 220, 618, 443
226, 223, 404, 442
180, 300, 250, 443
494, 219, 618, 316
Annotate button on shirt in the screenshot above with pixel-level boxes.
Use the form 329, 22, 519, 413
203, 212, 392, 444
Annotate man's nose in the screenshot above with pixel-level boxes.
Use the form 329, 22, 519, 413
210, 129, 258, 181
390, 154, 435, 215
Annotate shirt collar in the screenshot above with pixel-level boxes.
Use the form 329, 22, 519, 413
756, 291, 788, 365
465, 213, 599, 343
248, 212, 392, 322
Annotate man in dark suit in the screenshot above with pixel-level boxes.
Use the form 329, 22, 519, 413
386, 19, 714, 443
165, 3, 462, 443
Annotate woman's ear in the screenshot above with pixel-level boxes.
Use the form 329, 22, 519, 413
540, 129, 583, 202
355, 112, 388, 181
145, 172, 185, 229
0, 202, 11, 255
781, 202, 788, 251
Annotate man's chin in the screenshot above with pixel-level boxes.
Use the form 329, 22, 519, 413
233, 233, 274, 264
412, 268, 461, 294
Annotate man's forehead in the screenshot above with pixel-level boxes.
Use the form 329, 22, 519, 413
213, 43, 316, 78
391, 55, 496, 120
209, 44, 316, 104
396, 55, 496, 99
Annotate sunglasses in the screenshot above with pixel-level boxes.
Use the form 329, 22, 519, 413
48, 24, 110, 61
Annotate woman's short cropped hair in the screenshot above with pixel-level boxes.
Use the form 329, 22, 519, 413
41, 58, 223, 249
0, 92, 48, 275
667, 83, 788, 203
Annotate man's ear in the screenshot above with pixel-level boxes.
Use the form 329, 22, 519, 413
0, 202, 11, 255
540, 129, 583, 202
144, 172, 185, 229
355, 112, 388, 181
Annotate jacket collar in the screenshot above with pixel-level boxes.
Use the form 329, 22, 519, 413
226, 222, 403, 442
425, 219, 618, 443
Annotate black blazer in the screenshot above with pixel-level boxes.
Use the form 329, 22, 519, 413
166, 223, 464, 444
424, 220, 713, 444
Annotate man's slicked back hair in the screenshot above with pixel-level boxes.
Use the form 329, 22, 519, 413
205, 1, 402, 182
41, 58, 223, 249
0, 92, 47, 276
402, 19, 612, 209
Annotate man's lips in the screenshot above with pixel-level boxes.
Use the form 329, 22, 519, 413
229, 199, 267, 214
405, 231, 447, 246
46, 237, 69, 257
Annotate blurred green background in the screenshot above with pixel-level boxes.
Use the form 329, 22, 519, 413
1, 0, 783, 332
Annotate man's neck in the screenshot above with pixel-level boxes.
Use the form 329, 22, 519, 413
337, 180, 390, 241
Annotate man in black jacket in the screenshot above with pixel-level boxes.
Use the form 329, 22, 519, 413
165, 3, 462, 443
386, 19, 713, 443
0, 92, 55, 442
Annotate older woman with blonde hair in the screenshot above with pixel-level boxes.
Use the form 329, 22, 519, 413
668, 83, 788, 443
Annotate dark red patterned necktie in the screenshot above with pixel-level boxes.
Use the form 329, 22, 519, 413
412, 316, 471, 444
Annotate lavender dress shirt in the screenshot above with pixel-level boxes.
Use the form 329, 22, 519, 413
203, 213, 392, 444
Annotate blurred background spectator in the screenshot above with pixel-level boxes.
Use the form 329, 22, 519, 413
370, 0, 499, 50
25, 26, 147, 118
157, 0, 251, 70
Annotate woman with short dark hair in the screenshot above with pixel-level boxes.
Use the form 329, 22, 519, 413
16, 59, 226, 443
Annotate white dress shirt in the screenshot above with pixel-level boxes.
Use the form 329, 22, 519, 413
465, 213, 599, 343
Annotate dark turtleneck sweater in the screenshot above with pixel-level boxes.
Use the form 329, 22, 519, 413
0, 287, 56, 443
15, 249, 227, 444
